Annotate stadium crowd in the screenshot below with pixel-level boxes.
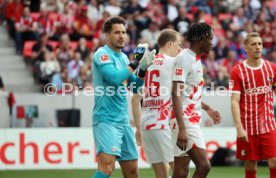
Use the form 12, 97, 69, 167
1, 0, 276, 92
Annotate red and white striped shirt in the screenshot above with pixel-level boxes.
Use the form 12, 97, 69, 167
230, 59, 276, 135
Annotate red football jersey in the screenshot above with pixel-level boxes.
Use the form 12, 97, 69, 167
230, 59, 276, 135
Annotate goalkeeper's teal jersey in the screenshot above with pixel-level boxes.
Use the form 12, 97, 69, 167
92, 45, 143, 126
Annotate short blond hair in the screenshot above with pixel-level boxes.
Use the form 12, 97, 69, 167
244, 32, 261, 45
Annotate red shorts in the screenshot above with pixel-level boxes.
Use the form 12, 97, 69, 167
236, 130, 276, 161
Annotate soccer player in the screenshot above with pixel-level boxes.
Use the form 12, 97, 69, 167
132, 29, 182, 178
230, 32, 276, 178
171, 23, 221, 178
92, 16, 156, 178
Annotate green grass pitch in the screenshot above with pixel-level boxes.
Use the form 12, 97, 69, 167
0, 167, 269, 178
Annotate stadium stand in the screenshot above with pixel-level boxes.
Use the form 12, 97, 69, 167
0, 24, 40, 92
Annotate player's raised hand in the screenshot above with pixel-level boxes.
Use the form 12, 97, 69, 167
139, 49, 156, 71
134, 43, 149, 63
206, 107, 222, 124
237, 127, 249, 142
177, 128, 188, 151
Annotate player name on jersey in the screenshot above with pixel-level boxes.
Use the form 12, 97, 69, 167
143, 99, 164, 108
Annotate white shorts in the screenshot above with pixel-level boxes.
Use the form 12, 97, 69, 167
171, 126, 206, 157
141, 129, 174, 164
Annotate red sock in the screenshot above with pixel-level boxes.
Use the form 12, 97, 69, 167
270, 167, 276, 178
246, 169, 256, 178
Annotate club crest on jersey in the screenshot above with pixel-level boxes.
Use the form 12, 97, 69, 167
111, 146, 117, 152
100, 54, 110, 63
267, 76, 273, 82
175, 68, 183, 75
241, 149, 246, 157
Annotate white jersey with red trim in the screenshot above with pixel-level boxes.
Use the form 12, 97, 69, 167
141, 54, 175, 130
172, 48, 204, 128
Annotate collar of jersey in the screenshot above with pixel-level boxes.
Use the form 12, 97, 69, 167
104, 45, 122, 57
186, 48, 201, 60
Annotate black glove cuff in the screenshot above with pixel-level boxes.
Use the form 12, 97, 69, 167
128, 60, 139, 71
137, 68, 147, 78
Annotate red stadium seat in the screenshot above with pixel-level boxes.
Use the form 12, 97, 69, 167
204, 14, 213, 25
218, 13, 232, 22
185, 13, 194, 21
23, 41, 36, 58
48, 13, 60, 21
214, 29, 226, 36
30, 13, 40, 21
70, 42, 78, 51
48, 41, 59, 49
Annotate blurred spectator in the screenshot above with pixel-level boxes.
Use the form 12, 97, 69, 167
204, 50, 219, 81
75, 65, 91, 90
147, 0, 167, 26
215, 66, 230, 89
228, 33, 247, 60
122, 0, 145, 20
37, 6, 55, 37
140, 21, 160, 49
127, 20, 140, 44
220, 50, 241, 74
40, 52, 60, 84
15, 6, 39, 53
67, 52, 84, 80
51, 66, 71, 93
261, 0, 274, 22
94, 10, 110, 39
72, 5, 94, 40
56, 34, 73, 66
202, 65, 212, 88
40, 0, 62, 13
0, 75, 4, 90
229, 7, 248, 32
5, 0, 23, 39
75, 37, 90, 61
87, 0, 103, 22
165, 0, 178, 22
31, 33, 53, 63
269, 49, 276, 64
54, 3, 74, 39
173, 6, 191, 34
104, 0, 121, 16
253, 11, 267, 32
122, 34, 135, 60
213, 36, 229, 60
260, 22, 274, 55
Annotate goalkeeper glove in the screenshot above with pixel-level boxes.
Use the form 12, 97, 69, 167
136, 49, 156, 78
128, 43, 149, 70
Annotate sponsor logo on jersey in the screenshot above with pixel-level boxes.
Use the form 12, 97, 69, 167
175, 68, 183, 75
100, 54, 110, 63
245, 86, 272, 95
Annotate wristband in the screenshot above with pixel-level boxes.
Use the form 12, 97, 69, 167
137, 68, 147, 78
128, 60, 139, 71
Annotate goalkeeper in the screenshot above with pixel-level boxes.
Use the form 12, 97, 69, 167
92, 16, 155, 178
